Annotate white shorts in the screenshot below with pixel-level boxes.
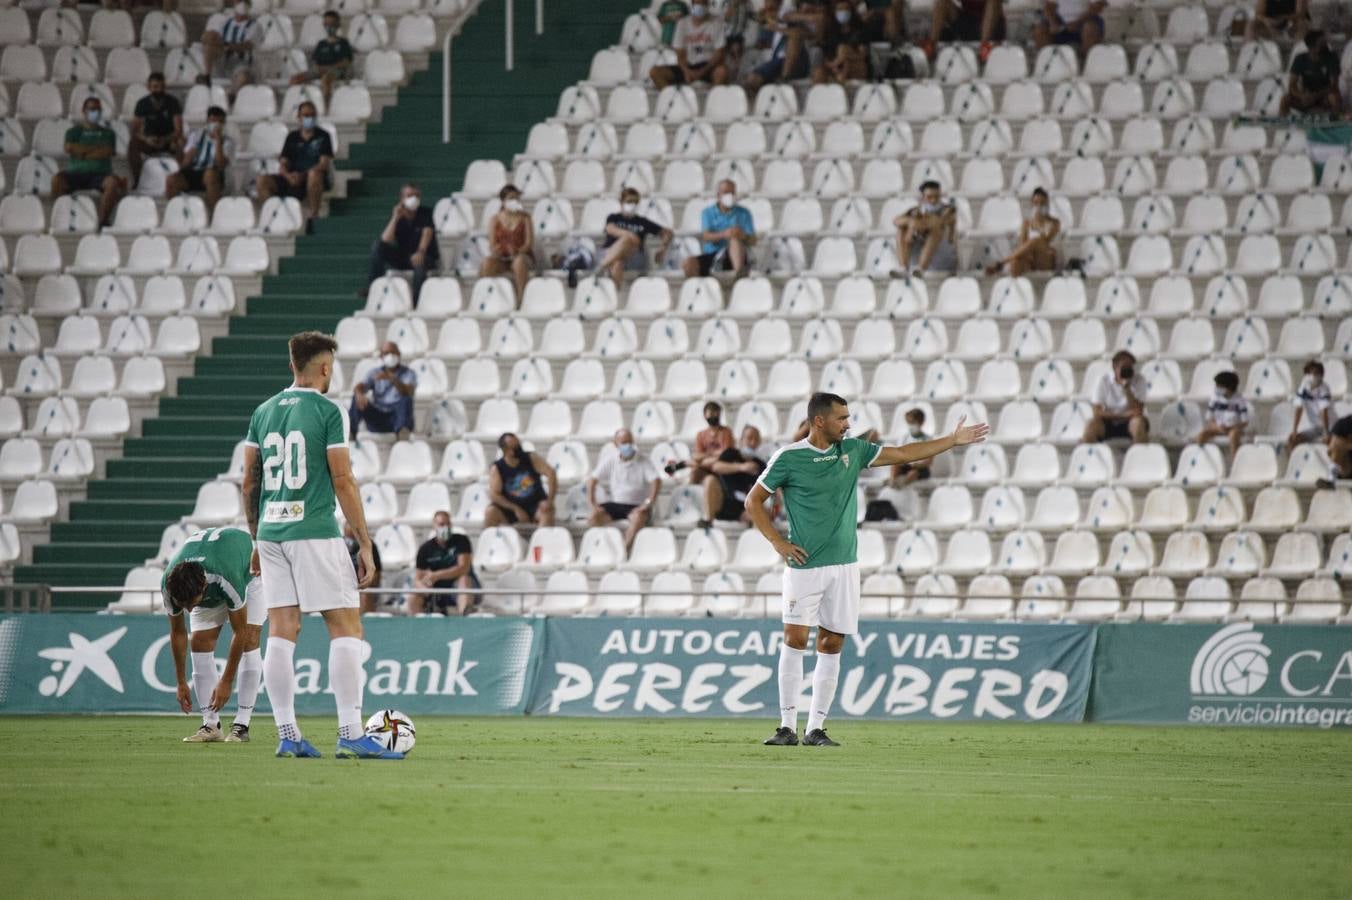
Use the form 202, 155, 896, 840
189, 577, 265, 633
258, 537, 359, 613
782, 563, 860, 635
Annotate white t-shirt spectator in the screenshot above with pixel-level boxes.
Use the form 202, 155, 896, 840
672, 16, 726, 67
591, 455, 658, 506
183, 125, 235, 170
1091, 372, 1147, 414
1295, 375, 1332, 429
1207, 390, 1250, 429
1055, 0, 1093, 20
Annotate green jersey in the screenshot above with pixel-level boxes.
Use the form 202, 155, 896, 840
63, 124, 115, 175
243, 385, 348, 542
161, 526, 254, 614
756, 436, 882, 570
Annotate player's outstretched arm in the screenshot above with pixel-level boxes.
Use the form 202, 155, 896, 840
167, 612, 192, 714
330, 447, 377, 589
746, 482, 807, 566
869, 415, 990, 468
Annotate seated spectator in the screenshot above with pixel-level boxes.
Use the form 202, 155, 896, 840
290, 9, 354, 104
349, 341, 416, 440
598, 188, 672, 287
345, 521, 384, 613
1288, 360, 1333, 451
858, 0, 906, 43
203, 0, 257, 97
1281, 31, 1343, 117
409, 511, 480, 615
1196, 371, 1249, 464
891, 408, 933, 485
1033, 0, 1104, 54
683, 179, 756, 278
1247, 0, 1309, 41
891, 180, 958, 276
813, 2, 871, 85
1084, 350, 1149, 443
484, 432, 558, 529
650, 2, 730, 87
129, 72, 184, 188
742, 0, 814, 93
985, 187, 1060, 276
479, 183, 534, 304
588, 429, 661, 553
166, 105, 232, 213
930, 0, 1006, 52
658, 1, 689, 46
667, 401, 735, 482
255, 101, 333, 229
367, 183, 437, 303
699, 425, 766, 528
51, 97, 126, 229
1319, 415, 1352, 488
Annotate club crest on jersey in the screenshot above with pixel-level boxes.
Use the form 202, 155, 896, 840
841, 453, 850, 468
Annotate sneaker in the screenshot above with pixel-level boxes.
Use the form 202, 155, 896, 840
802, 728, 840, 747
335, 734, 405, 760
182, 724, 223, 743
696, 519, 713, 531
762, 726, 799, 746
275, 737, 322, 758
225, 723, 250, 743
1316, 478, 1335, 490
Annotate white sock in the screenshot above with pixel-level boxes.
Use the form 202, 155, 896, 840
190, 651, 220, 728
264, 637, 301, 741
807, 651, 842, 733
329, 637, 365, 741
233, 648, 262, 728
778, 645, 805, 730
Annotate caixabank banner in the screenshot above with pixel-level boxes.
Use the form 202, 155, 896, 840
1090, 623, 1352, 729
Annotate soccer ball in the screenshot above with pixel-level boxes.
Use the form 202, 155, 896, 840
364, 709, 416, 754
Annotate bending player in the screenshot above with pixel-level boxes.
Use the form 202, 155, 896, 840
746, 392, 988, 746
163, 525, 264, 743
242, 330, 402, 760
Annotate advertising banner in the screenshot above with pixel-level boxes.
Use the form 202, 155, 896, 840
529, 619, 1096, 722
1090, 623, 1352, 729
0, 615, 542, 716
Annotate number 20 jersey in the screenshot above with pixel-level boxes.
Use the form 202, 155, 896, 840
243, 385, 349, 542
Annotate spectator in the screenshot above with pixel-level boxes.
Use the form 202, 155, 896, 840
650, 2, 730, 87
479, 183, 534, 304
349, 341, 416, 440
1288, 360, 1332, 451
813, 2, 871, 85
51, 97, 126, 229
667, 401, 735, 481
255, 101, 333, 229
598, 187, 672, 287
588, 429, 661, 553
128, 72, 184, 188
1281, 31, 1343, 117
930, 0, 1006, 52
1246, 0, 1309, 42
657, 0, 689, 45
891, 408, 933, 486
409, 511, 480, 615
345, 521, 384, 613
1196, 371, 1249, 464
858, 0, 906, 43
484, 432, 558, 529
985, 187, 1060, 276
1085, 350, 1149, 443
1319, 415, 1352, 488
698, 425, 766, 529
290, 9, 354, 104
1033, 0, 1105, 54
367, 182, 438, 303
202, 0, 257, 97
166, 105, 232, 213
742, 0, 814, 93
891, 180, 958, 276
683, 179, 756, 278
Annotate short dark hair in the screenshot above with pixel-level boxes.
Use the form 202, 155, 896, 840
206, 105, 227, 119
1111, 350, 1137, 367
905, 407, 926, 424
919, 180, 941, 192
807, 392, 848, 423
1304, 360, 1325, 376
298, 100, 317, 116
164, 561, 207, 613
289, 330, 338, 372
703, 401, 722, 415
1031, 187, 1048, 200
1214, 371, 1239, 392
148, 71, 165, 82
82, 96, 101, 110
322, 8, 339, 17
499, 183, 521, 201
1305, 29, 1325, 45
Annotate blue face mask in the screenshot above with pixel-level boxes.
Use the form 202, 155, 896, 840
618, 443, 637, 461
301, 115, 316, 130
85, 109, 102, 125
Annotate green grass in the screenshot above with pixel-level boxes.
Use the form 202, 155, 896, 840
2, 717, 1349, 899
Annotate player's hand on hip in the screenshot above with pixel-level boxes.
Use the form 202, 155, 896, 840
357, 544, 378, 589
249, 547, 261, 577
176, 681, 193, 714
208, 679, 232, 713
951, 415, 990, 446
773, 538, 808, 566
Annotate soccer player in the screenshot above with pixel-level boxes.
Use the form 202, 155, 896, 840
746, 392, 988, 746
163, 526, 264, 743
241, 331, 402, 760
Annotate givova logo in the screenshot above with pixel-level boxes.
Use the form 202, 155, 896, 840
1190, 623, 1271, 696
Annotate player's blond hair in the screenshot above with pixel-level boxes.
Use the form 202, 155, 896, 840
288, 331, 338, 373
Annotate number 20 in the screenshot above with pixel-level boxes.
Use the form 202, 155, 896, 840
262, 431, 307, 491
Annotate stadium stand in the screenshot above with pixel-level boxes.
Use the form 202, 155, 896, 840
2, 0, 1350, 625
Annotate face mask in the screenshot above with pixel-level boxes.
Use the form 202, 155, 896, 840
234, 2, 248, 15
618, 443, 637, 461
301, 115, 316, 130
920, 198, 941, 213
705, 416, 721, 428
1118, 365, 1135, 381
909, 427, 925, 438
209, 120, 224, 132
691, 4, 707, 17
621, 202, 637, 216
835, 10, 851, 24
504, 198, 524, 213
382, 353, 399, 369
435, 526, 451, 541
402, 195, 420, 211
719, 192, 736, 208
85, 109, 101, 125
325, 24, 338, 35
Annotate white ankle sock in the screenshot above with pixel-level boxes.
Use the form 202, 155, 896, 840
233, 648, 262, 728
264, 637, 301, 741
329, 637, 365, 741
778, 645, 805, 730
190, 652, 220, 728
807, 651, 841, 733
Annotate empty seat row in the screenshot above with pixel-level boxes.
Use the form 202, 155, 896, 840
0, 194, 303, 239
6, 233, 271, 278
5, 324, 196, 380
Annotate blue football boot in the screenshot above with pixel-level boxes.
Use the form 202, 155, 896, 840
335, 734, 405, 760
275, 737, 322, 758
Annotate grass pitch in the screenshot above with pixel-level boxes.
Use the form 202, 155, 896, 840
1, 717, 1349, 899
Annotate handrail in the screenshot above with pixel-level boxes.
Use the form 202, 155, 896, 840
443, 0, 545, 143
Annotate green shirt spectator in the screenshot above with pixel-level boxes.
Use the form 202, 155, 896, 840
658, 1, 689, 45
64, 123, 115, 176
313, 34, 353, 68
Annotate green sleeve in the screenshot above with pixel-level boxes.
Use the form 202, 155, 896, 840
846, 438, 882, 474
64, 126, 81, 145
757, 450, 790, 492
222, 530, 254, 605
244, 406, 261, 447
325, 400, 348, 449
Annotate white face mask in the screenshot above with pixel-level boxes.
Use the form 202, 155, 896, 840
617, 443, 637, 461
504, 198, 524, 213
402, 195, 420, 211
621, 202, 637, 216
301, 115, 316, 130
435, 526, 451, 541
85, 109, 101, 125
719, 192, 736, 208
909, 427, 925, 438
691, 4, 707, 17
234, 2, 248, 15
382, 353, 399, 369
835, 9, 851, 24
